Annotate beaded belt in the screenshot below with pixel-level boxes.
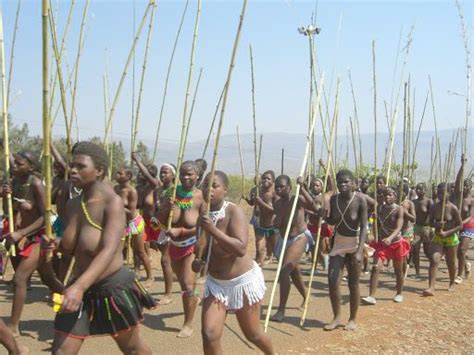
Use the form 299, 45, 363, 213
170, 236, 197, 248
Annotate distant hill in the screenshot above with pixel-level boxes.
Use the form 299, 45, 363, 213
136, 128, 472, 179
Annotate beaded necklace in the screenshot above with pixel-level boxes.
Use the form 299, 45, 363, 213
81, 195, 103, 231
171, 185, 193, 209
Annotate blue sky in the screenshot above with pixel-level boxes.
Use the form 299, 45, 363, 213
1, 0, 472, 158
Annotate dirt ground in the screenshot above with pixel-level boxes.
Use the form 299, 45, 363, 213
1, 224, 473, 354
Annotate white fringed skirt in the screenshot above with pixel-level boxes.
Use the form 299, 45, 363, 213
204, 261, 266, 311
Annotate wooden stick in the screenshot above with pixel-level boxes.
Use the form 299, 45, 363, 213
48, 7, 72, 158
152, 0, 189, 162
385, 105, 398, 183
103, 1, 154, 145
455, 0, 472, 210
249, 44, 259, 195
281, 148, 284, 175
68, 0, 90, 153
131, 2, 157, 153
6, 0, 21, 107
372, 40, 379, 242
411, 91, 429, 180
236, 125, 245, 199
201, 84, 225, 159
42, 0, 53, 258
265, 76, 325, 332
300, 77, 337, 327
257, 133, 263, 174
194, 0, 249, 285
399, 82, 408, 205
0, 10, 15, 257
182, 67, 204, 156
167, 0, 202, 230
349, 116, 358, 176
428, 76, 442, 182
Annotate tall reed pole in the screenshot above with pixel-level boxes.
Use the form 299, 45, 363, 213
182, 67, 204, 156
265, 77, 325, 332
301, 77, 336, 327
249, 44, 259, 195
455, 0, 471, 209
236, 125, 245, 199
68, 0, 90, 151
42, 0, 53, 253
167, 0, 202, 229
103, 1, 154, 145
152, 0, 189, 162
201, 84, 225, 158
194, 0, 249, 279
0, 11, 15, 256
131, 2, 157, 154
372, 40, 379, 242
6, 0, 21, 107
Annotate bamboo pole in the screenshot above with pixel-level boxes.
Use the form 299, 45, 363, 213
249, 44, 259, 195
182, 67, 204, 156
281, 148, 284, 175
349, 116, 358, 176
152, 0, 189, 162
6, 0, 21, 107
257, 133, 263, 174
265, 76, 325, 333
42, 0, 53, 256
194, 0, 249, 284
399, 82, 408, 204
428, 76, 442, 182
0, 11, 15, 257
48, 0, 75, 125
348, 69, 362, 172
385, 105, 398, 183
455, 0, 471, 210
68, 0, 90, 154
167, 0, 201, 230
103, 1, 154, 145
131, 2, 157, 153
201, 84, 225, 159
48, 7, 72, 158
301, 77, 336, 327
372, 40, 379, 242
411, 91, 429, 180
236, 125, 245, 199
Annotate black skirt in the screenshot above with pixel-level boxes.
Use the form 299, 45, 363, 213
54, 267, 157, 339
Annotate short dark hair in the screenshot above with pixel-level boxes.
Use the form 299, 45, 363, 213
336, 169, 353, 182
72, 141, 108, 177
181, 160, 199, 173
147, 164, 158, 178
120, 166, 133, 179
276, 174, 291, 188
204, 170, 229, 188
262, 170, 275, 181
376, 175, 387, 184
195, 158, 208, 174
17, 151, 40, 172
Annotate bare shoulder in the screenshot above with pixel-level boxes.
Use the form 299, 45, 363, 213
31, 176, 44, 190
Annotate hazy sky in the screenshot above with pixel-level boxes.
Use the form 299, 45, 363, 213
2, 0, 472, 155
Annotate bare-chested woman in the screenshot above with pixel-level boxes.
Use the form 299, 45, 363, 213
192, 171, 275, 355
251, 170, 278, 265
52, 142, 155, 354
423, 183, 463, 296
323, 169, 367, 331
270, 175, 316, 323
362, 187, 409, 305
306, 161, 335, 271
400, 183, 416, 277
162, 161, 205, 338
2, 151, 45, 336
114, 166, 153, 287
453, 155, 473, 283
413, 183, 434, 277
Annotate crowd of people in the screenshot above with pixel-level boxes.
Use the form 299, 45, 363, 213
0, 141, 472, 355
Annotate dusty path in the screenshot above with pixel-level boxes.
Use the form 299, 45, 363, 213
1, 238, 473, 354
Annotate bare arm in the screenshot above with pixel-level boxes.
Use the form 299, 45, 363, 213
15, 179, 45, 239
51, 142, 67, 171
404, 201, 416, 223
255, 195, 274, 213
357, 196, 368, 255
131, 152, 160, 187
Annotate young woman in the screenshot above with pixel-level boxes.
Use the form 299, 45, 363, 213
362, 187, 409, 305
413, 183, 434, 277
3, 151, 45, 336
114, 167, 153, 288
270, 175, 316, 323
163, 161, 205, 338
193, 171, 275, 355
423, 183, 463, 296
